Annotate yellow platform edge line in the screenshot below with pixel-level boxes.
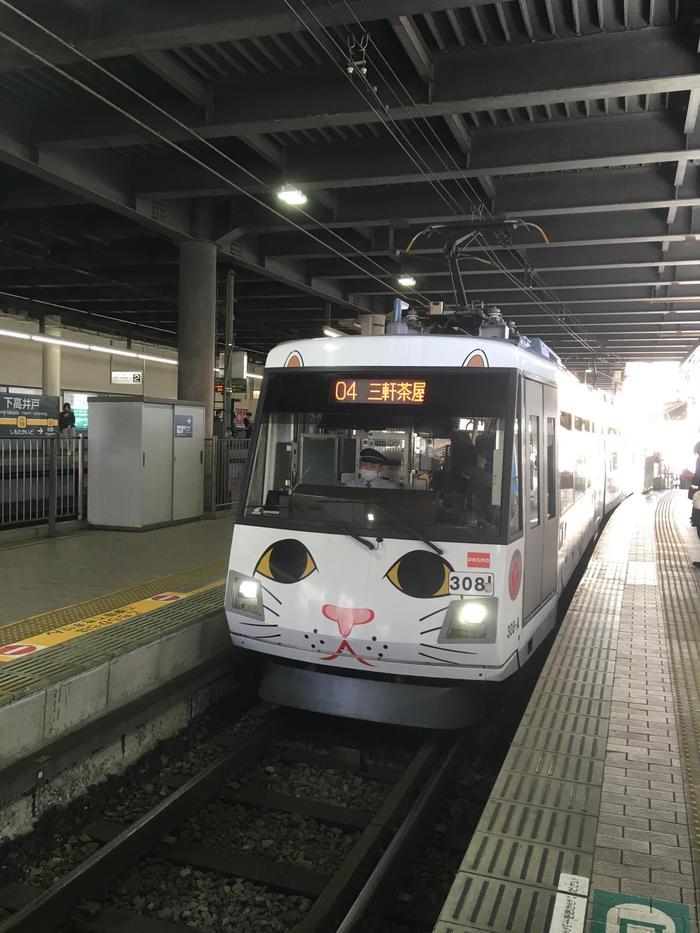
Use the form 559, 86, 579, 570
0, 577, 226, 663
0, 558, 227, 635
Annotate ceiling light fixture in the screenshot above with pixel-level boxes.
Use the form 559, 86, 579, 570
276, 184, 308, 207
0, 326, 177, 364
323, 325, 344, 338
397, 274, 416, 288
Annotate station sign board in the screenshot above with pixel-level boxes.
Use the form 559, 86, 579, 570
111, 371, 143, 385
0, 393, 59, 438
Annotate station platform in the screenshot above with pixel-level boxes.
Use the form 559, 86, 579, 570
0, 517, 239, 839
435, 491, 700, 933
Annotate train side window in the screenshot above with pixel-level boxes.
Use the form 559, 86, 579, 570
528, 415, 540, 527
560, 411, 572, 430
546, 417, 556, 519
509, 416, 521, 536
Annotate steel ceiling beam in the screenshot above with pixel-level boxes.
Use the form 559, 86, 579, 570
0, 1, 494, 72
125, 112, 698, 200
35, 27, 700, 152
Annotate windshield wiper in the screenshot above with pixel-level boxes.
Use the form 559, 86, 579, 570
368, 499, 444, 555
330, 518, 377, 551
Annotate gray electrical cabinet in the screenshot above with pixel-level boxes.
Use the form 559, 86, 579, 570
87, 397, 204, 529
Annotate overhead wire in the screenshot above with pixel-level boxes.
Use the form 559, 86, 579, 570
279, 0, 471, 227
330, 0, 616, 363
0, 0, 429, 313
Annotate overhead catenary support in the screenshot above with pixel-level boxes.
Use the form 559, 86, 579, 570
178, 241, 217, 438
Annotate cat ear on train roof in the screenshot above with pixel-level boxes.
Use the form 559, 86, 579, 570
464, 350, 488, 368
285, 351, 304, 368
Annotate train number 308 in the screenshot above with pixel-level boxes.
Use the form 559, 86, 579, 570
448, 573, 493, 594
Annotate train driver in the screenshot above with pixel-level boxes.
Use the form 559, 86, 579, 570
345, 448, 397, 488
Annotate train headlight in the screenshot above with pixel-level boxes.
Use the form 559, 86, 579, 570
457, 601, 488, 625
227, 572, 264, 619
438, 597, 498, 643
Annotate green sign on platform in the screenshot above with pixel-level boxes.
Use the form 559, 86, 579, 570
230, 380, 247, 393
592, 890, 690, 932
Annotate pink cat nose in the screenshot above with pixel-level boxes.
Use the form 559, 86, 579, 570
322, 604, 375, 637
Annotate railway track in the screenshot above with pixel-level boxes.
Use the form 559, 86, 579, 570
0, 710, 465, 933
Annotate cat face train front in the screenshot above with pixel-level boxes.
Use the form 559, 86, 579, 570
226, 525, 521, 677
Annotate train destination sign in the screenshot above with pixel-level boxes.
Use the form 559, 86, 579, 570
331, 379, 427, 404
0, 393, 59, 438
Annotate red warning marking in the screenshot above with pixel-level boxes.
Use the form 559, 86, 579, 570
150, 593, 182, 602
0, 643, 41, 657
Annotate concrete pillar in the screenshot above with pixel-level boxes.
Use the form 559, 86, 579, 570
41, 315, 61, 398
178, 240, 217, 437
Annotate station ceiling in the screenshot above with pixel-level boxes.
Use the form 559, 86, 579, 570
0, 0, 698, 374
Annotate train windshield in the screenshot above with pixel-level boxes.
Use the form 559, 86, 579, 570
242, 369, 519, 543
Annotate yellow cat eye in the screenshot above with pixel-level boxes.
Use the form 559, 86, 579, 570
386, 550, 452, 599
255, 539, 317, 584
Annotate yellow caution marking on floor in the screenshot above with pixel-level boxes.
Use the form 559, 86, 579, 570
0, 579, 224, 663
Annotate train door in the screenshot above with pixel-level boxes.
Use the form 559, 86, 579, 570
523, 380, 558, 619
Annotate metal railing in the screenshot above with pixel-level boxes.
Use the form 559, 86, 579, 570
208, 437, 250, 511
0, 436, 86, 531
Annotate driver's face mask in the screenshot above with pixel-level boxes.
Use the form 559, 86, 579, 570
359, 467, 379, 481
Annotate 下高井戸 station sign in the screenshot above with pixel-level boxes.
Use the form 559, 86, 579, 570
0, 393, 59, 438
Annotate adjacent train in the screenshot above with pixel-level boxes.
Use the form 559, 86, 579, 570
224, 323, 630, 727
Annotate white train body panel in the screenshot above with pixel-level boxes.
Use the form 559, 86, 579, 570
225, 334, 629, 716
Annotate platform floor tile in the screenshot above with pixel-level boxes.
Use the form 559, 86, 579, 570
433, 492, 700, 933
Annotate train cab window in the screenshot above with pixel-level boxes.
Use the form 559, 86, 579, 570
242, 369, 518, 544
546, 417, 556, 519
527, 415, 540, 527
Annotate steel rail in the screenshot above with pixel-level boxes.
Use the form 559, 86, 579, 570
0, 716, 282, 933
335, 732, 465, 932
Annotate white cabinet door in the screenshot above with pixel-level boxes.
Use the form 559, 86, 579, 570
172, 405, 204, 520
142, 403, 173, 526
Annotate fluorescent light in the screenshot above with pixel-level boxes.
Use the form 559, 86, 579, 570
247, 372, 263, 380
138, 353, 177, 365
398, 274, 416, 287
323, 325, 344, 338
277, 184, 307, 206
1, 322, 177, 366
90, 345, 139, 358
32, 334, 89, 350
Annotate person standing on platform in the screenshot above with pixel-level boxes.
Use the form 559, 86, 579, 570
58, 402, 75, 434
689, 441, 700, 569
243, 412, 252, 439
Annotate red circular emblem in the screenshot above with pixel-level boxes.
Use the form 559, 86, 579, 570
508, 549, 522, 601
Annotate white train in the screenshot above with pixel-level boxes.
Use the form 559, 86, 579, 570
224, 325, 629, 726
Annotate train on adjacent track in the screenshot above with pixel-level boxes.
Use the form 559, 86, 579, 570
224, 318, 632, 727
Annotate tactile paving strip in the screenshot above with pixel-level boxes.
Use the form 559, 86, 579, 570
0, 585, 225, 704
434, 498, 634, 931
655, 492, 700, 908
0, 560, 226, 643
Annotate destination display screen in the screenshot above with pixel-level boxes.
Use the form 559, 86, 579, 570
330, 378, 427, 405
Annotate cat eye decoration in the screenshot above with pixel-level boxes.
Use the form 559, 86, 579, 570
385, 550, 453, 599
255, 538, 317, 584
